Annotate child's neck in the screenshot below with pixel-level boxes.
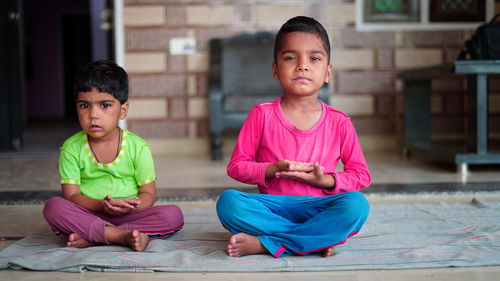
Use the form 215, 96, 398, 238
280, 96, 322, 130
88, 127, 122, 164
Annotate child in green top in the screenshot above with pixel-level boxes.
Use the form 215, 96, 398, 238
43, 60, 184, 251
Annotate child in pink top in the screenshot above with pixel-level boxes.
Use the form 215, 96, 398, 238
216, 16, 371, 258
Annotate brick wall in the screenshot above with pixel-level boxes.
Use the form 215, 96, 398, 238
123, 0, 500, 154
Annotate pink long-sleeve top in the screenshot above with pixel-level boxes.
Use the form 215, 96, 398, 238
227, 97, 371, 196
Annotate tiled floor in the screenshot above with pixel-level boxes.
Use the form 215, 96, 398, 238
1, 149, 500, 280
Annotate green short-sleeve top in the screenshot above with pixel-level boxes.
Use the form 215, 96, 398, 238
59, 128, 155, 199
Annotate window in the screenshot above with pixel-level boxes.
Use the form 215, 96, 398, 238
429, 0, 486, 22
365, 0, 420, 23
356, 0, 494, 30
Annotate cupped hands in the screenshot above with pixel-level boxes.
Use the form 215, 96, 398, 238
102, 195, 141, 216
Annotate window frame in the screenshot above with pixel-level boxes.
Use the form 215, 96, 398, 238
355, 0, 495, 31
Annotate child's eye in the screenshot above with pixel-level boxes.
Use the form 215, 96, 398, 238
284, 56, 296, 61
78, 104, 89, 109
101, 103, 111, 109
311, 57, 321, 61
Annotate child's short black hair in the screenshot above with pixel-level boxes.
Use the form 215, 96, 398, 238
74, 59, 128, 104
274, 16, 331, 63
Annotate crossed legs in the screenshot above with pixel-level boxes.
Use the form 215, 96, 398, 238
43, 197, 184, 251
216, 190, 369, 258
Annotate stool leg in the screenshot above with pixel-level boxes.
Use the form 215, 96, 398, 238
211, 133, 223, 161
457, 163, 469, 183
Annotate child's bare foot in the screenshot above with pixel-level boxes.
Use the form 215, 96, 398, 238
322, 247, 335, 257
66, 233, 93, 248
125, 230, 150, 252
227, 233, 267, 257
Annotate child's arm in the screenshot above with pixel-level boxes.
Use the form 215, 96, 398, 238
63, 184, 138, 215
326, 118, 371, 193
227, 106, 270, 186
134, 182, 156, 211
62, 184, 106, 212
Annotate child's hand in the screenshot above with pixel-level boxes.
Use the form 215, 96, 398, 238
276, 160, 314, 172
275, 162, 334, 188
102, 195, 140, 216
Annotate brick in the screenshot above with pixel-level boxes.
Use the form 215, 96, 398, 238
326, 3, 355, 23
170, 98, 186, 119
186, 5, 234, 25
129, 74, 185, 96
127, 98, 167, 120
490, 77, 500, 92
403, 31, 464, 47
444, 47, 463, 62
196, 119, 209, 137
377, 48, 393, 69
166, 5, 185, 26
332, 49, 375, 70
333, 28, 395, 48
490, 94, 500, 113
395, 49, 442, 69
128, 120, 188, 138
431, 95, 443, 114
187, 75, 197, 96
432, 116, 464, 135
237, 4, 252, 23
395, 94, 404, 115
124, 6, 166, 26
188, 121, 197, 138
168, 55, 186, 73
394, 31, 404, 47
307, 2, 323, 21
195, 28, 250, 51
490, 116, 500, 132
351, 116, 396, 134
187, 52, 209, 72
395, 116, 403, 135
376, 95, 396, 116
127, 29, 187, 51
443, 94, 464, 115
337, 71, 394, 94
197, 75, 208, 96
256, 5, 304, 23
395, 79, 403, 93
188, 97, 208, 119
330, 94, 375, 116
125, 52, 167, 73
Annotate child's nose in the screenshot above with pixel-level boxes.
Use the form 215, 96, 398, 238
89, 106, 99, 119
297, 58, 309, 71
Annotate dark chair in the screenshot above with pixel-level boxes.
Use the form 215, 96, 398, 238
208, 31, 330, 160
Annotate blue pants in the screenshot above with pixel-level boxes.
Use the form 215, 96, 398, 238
216, 189, 369, 258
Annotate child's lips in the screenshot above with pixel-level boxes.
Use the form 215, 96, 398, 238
294, 77, 311, 83
90, 125, 102, 132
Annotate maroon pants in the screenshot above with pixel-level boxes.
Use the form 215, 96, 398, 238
43, 196, 184, 244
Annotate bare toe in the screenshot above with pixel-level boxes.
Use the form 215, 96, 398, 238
127, 230, 150, 252
226, 233, 267, 257
66, 233, 93, 248
322, 247, 335, 257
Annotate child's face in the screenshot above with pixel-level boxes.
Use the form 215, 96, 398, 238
272, 32, 332, 98
76, 88, 128, 140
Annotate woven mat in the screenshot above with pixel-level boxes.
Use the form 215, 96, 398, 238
1, 199, 500, 272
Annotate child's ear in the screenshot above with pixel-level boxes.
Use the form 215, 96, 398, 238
324, 63, 333, 83
272, 61, 279, 81
120, 102, 129, 120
